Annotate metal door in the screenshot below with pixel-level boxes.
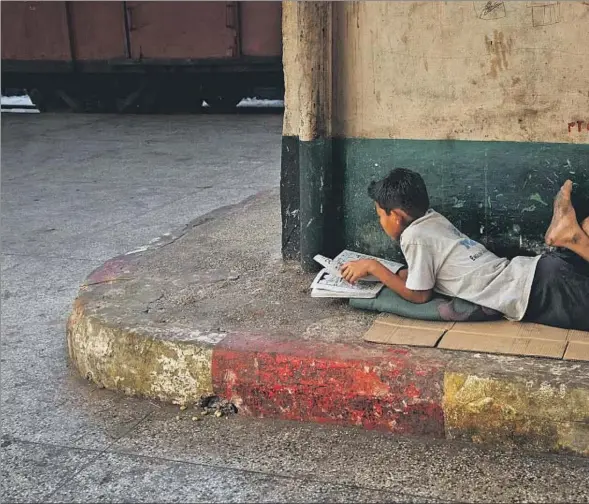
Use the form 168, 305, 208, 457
1, 1, 70, 60
126, 1, 238, 60
69, 2, 127, 60
239, 1, 282, 57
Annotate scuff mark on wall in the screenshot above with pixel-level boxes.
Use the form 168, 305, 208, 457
529, 193, 549, 206
484, 30, 512, 78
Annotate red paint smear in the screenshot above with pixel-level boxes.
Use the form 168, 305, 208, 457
86, 256, 134, 284
212, 334, 446, 437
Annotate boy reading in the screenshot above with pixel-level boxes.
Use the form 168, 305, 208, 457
341, 168, 589, 330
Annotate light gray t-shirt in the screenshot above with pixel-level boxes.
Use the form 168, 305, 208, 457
400, 210, 540, 321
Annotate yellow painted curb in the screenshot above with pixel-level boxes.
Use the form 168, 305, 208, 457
443, 372, 589, 456
67, 299, 215, 405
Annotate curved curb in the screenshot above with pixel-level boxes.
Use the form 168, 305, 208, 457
66, 196, 261, 405
67, 297, 217, 405
67, 290, 589, 456
65, 193, 589, 456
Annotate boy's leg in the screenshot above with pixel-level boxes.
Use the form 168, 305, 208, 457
525, 181, 589, 330
544, 180, 589, 263
525, 253, 589, 330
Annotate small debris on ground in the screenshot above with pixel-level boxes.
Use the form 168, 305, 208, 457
173, 395, 238, 422
197, 395, 238, 417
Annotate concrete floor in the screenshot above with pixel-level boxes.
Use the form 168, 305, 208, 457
2, 112, 589, 503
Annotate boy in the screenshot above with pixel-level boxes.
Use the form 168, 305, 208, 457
341, 168, 589, 331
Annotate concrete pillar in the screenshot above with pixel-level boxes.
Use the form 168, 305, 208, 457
281, 1, 335, 271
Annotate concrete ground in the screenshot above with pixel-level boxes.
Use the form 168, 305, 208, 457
2, 112, 589, 503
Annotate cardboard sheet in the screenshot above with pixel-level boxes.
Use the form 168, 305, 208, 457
363, 314, 453, 347
438, 332, 567, 359
375, 314, 455, 331
363, 315, 589, 361
564, 341, 589, 361
568, 330, 589, 343
446, 320, 569, 341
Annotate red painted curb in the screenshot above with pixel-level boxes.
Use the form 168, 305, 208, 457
85, 255, 137, 284
212, 333, 447, 436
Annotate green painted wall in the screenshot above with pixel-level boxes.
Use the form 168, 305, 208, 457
337, 138, 589, 261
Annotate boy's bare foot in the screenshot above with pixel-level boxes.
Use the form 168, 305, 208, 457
544, 180, 583, 247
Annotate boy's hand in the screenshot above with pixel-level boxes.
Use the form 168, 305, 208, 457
340, 259, 377, 284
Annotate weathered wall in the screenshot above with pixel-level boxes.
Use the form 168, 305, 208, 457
282, 1, 589, 264
281, 2, 337, 264
332, 1, 589, 144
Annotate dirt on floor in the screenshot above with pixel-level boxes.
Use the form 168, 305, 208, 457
88, 190, 376, 345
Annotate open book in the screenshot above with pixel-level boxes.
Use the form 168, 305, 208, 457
310, 250, 405, 298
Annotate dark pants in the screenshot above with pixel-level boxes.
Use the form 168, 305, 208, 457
524, 250, 589, 330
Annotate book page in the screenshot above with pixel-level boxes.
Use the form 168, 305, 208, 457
315, 250, 403, 283
313, 255, 343, 279
314, 251, 404, 283
333, 250, 404, 275
310, 269, 383, 298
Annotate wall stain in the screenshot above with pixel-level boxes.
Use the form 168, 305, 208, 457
484, 30, 512, 78
529, 193, 549, 207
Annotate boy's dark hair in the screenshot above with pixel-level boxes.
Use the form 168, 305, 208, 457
368, 168, 430, 219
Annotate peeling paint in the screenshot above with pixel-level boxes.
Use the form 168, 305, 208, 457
529, 193, 548, 206
452, 197, 466, 209
443, 372, 589, 454
66, 302, 215, 404
287, 2, 589, 144
213, 333, 446, 436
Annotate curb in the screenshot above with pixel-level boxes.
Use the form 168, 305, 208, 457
67, 298, 216, 404
212, 333, 446, 436
66, 194, 589, 457
67, 270, 589, 456
66, 200, 249, 404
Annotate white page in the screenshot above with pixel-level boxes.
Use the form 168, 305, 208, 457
314, 250, 404, 283
310, 269, 383, 298
313, 255, 344, 279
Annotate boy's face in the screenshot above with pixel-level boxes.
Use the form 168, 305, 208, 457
375, 203, 403, 240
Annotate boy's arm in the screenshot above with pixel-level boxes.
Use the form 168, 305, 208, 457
341, 260, 432, 304
369, 261, 432, 304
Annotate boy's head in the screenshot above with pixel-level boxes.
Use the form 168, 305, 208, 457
368, 168, 430, 240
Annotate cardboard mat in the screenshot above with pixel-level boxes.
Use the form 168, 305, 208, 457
364, 314, 589, 361
363, 315, 454, 347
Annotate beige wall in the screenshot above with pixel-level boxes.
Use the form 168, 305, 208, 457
281, 2, 300, 139
284, 1, 589, 144
282, 1, 332, 142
